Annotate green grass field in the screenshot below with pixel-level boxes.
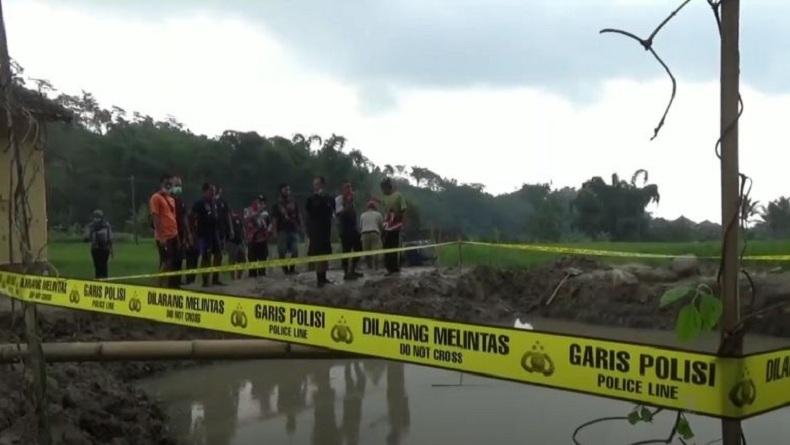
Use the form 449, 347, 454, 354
439, 239, 790, 269
48, 240, 161, 280
48, 239, 790, 280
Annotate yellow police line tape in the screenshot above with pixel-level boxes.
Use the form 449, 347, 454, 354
464, 241, 790, 262
1, 270, 788, 419
103, 242, 458, 282
106, 240, 790, 283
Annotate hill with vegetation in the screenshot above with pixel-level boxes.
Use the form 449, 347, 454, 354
41, 90, 789, 243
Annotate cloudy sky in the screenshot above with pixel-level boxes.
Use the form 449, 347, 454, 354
5, 0, 790, 222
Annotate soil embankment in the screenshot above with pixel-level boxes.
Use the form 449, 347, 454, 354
1, 257, 789, 444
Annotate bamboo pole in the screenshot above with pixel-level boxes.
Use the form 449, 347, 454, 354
0, 339, 357, 363
719, 1, 742, 443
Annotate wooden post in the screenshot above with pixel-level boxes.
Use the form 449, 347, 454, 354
0, 1, 51, 443
719, 0, 742, 443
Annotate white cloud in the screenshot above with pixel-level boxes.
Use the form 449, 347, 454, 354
6, 0, 789, 223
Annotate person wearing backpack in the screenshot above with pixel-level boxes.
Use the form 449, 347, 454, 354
85, 209, 113, 279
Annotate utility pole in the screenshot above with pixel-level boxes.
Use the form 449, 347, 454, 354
719, 1, 742, 444
0, 0, 51, 443
130, 175, 138, 244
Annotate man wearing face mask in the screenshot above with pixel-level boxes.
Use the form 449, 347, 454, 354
170, 176, 190, 287
149, 174, 179, 288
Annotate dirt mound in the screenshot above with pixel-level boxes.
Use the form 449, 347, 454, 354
261, 258, 790, 337
0, 308, 227, 445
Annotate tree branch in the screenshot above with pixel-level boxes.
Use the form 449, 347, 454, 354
648, 0, 693, 44
599, 0, 692, 140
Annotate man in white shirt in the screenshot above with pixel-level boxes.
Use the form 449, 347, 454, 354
359, 200, 384, 270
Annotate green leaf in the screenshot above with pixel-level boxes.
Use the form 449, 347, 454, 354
660, 286, 693, 308
639, 406, 653, 422
676, 416, 694, 439
698, 293, 723, 331
627, 411, 640, 425
676, 304, 703, 342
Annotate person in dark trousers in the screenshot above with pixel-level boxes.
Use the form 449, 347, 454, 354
336, 180, 363, 281
380, 178, 406, 274
305, 176, 335, 287
244, 195, 271, 277
85, 209, 113, 279
272, 183, 302, 275
184, 210, 200, 284
149, 174, 179, 288
215, 186, 234, 245
170, 175, 189, 287
192, 183, 225, 287
226, 210, 246, 280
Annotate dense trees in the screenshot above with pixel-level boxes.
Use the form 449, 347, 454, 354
572, 171, 660, 240
43, 91, 781, 243
754, 197, 790, 238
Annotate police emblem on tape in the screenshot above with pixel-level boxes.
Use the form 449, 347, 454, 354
231, 305, 248, 329
69, 289, 80, 304
521, 341, 555, 377
331, 317, 354, 344
128, 295, 142, 312
729, 368, 756, 408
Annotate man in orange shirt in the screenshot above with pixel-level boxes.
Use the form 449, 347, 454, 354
149, 174, 179, 288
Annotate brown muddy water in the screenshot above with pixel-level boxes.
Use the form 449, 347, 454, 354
141, 320, 790, 445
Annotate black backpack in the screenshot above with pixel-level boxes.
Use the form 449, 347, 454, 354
91, 222, 111, 250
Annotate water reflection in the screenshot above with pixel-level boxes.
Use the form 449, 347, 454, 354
142, 357, 790, 445
199, 375, 240, 445
385, 362, 409, 445
313, 361, 340, 445
341, 362, 366, 445
277, 363, 308, 435
146, 360, 409, 445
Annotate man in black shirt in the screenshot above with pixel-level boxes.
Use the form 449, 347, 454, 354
192, 183, 225, 287
336, 180, 363, 281
215, 186, 234, 245
305, 176, 335, 287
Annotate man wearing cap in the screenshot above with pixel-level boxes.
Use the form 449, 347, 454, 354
380, 178, 406, 274
359, 200, 384, 270
85, 209, 113, 279
245, 195, 271, 277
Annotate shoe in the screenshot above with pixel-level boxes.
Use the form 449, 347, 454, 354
343, 274, 357, 281
318, 279, 334, 288
351, 272, 363, 279
201, 282, 210, 288
213, 280, 226, 286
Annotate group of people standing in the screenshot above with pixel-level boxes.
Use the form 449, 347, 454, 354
144, 174, 406, 288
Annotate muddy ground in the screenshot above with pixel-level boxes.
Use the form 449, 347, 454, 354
1, 257, 789, 444
236, 257, 790, 338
